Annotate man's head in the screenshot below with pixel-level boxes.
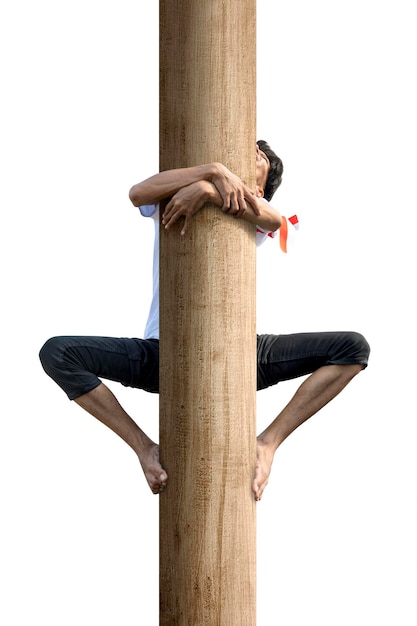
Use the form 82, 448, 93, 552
256, 140, 283, 201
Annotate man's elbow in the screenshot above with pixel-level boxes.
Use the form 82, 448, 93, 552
129, 185, 141, 207
272, 214, 283, 231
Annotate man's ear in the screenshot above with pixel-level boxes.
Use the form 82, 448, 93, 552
255, 185, 265, 198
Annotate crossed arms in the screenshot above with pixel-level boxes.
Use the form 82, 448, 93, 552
129, 162, 282, 235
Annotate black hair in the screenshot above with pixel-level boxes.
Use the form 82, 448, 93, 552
257, 139, 283, 201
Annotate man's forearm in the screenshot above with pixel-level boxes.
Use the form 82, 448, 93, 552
129, 164, 223, 207
209, 183, 282, 231
129, 161, 255, 215
162, 179, 282, 234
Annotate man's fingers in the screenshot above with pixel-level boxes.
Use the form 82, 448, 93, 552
234, 205, 246, 218
180, 214, 192, 236
221, 190, 247, 215
220, 196, 232, 212
162, 201, 174, 224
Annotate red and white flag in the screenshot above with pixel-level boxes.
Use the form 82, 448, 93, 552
279, 214, 299, 253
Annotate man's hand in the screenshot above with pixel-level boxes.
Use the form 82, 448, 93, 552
209, 163, 261, 217
162, 181, 215, 236
162, 171, 265, 236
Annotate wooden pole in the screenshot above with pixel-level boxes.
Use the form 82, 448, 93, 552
159, 1, 257, 624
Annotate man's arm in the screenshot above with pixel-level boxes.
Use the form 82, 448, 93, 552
161, 180, 282, 235
129, 162, 256, 213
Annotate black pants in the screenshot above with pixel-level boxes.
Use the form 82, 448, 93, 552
39, 332, 370, 401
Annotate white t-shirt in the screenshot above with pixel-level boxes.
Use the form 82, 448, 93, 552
139, 201, 277, 340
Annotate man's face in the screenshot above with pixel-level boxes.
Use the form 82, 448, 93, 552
255, 144, 270, 197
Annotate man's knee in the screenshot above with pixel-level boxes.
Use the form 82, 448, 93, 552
39, 336, 75, 384
343, 331, 370, 366
39, 336, 63, 375
39, 336, 103, 400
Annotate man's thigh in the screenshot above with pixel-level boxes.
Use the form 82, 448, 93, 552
256, 331, 369, 390
40, 336, 159, 399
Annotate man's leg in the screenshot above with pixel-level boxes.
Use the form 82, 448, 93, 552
74, 384, 167, 494
39, 335, 167, 494
253, 331, 370, 500
253, 363, 362, 500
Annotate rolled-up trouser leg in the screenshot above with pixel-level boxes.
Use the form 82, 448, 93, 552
39, 336, 159, 400
257, 331, 370, 391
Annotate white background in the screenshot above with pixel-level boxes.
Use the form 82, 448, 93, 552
1, 1, 416, 624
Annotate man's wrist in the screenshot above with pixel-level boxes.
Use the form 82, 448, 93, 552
205, 162, 222, 183
200, 179, 221, 206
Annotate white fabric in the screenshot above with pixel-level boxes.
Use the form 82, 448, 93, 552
139, 203, 275, 340
139, 205, 160, 339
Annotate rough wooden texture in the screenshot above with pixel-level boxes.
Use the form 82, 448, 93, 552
159, 1, 257, 623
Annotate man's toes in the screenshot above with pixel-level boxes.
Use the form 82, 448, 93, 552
148, 470, 168, 494
252, 480, 261, 501
150, 480, 160, 494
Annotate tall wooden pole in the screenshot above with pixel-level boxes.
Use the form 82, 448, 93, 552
159, 1, 257, 624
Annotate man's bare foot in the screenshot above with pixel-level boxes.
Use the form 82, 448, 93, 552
138, 442, 168, 494
253, 438, 276, 501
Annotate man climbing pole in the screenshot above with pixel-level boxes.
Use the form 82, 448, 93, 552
39, 141, 370, 500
